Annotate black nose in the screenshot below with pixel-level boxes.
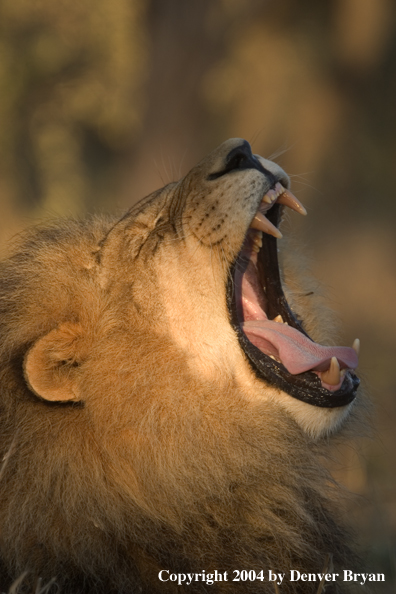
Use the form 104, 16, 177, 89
209, 140, 277, 186
225, 140, 254, 172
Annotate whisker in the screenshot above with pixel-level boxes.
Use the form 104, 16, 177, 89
288, 177, 322, 194
267, 142, 294, 162
248, 127, 266, 148
168, 153, 177, 183
288, 172, 313, 180
152, 158, 167, 186
178, 145, 189, 179
160, 148, 172, 185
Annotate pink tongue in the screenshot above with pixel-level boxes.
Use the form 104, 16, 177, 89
242, 320, 358, 375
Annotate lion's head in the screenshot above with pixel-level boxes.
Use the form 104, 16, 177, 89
0, 139, 360, 593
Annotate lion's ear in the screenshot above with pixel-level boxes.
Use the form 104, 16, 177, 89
24, 323, 85, 402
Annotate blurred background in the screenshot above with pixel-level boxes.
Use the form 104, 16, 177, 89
0, 0, 395, 589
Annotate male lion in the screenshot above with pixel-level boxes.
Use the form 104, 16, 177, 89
0, 139, 361, 593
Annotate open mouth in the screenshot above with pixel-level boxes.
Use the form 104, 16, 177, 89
227, 183, 360, 408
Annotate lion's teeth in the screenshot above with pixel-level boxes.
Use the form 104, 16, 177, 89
261, 184, 307, 216
263, 189, 277, 204
352, 338, 360, 356
251, 231, 263, 251
321, 356, 341, 386
275, 182, 284, 197
273, 315, 284, 323
250, 212, 282, 238
277, 189, 307, 216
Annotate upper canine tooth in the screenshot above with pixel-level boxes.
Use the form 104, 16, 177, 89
277, 190, 307, 216
321, 356, 341, 386
250, 212, 282, 238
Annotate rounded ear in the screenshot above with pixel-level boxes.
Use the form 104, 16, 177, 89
24, 323, 85, 402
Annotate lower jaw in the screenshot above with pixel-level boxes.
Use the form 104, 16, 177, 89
272, 388, 355, 439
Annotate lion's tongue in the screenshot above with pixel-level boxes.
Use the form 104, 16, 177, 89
241, 320, 358, 375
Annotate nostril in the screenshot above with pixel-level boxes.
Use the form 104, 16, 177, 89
227, 152, 248, 171
207, 141, 254, 180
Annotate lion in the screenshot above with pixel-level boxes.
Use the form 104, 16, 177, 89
0, 139, 362, 593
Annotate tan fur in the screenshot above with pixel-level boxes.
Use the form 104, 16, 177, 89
0, 140, 361, 593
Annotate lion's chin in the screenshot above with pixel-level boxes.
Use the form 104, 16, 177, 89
274, 388, 355, 439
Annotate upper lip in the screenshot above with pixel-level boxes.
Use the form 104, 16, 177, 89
227, 183, 360, 408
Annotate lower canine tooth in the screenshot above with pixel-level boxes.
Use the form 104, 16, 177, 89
273, 315, 284, 323
321, 356, 341, 386
352, 338, 360, 356
250, 212, 282, 238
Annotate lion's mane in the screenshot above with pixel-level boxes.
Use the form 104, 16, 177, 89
0, 144, 362, 593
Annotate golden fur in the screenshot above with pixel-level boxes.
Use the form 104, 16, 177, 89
0, 140, 361, 593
